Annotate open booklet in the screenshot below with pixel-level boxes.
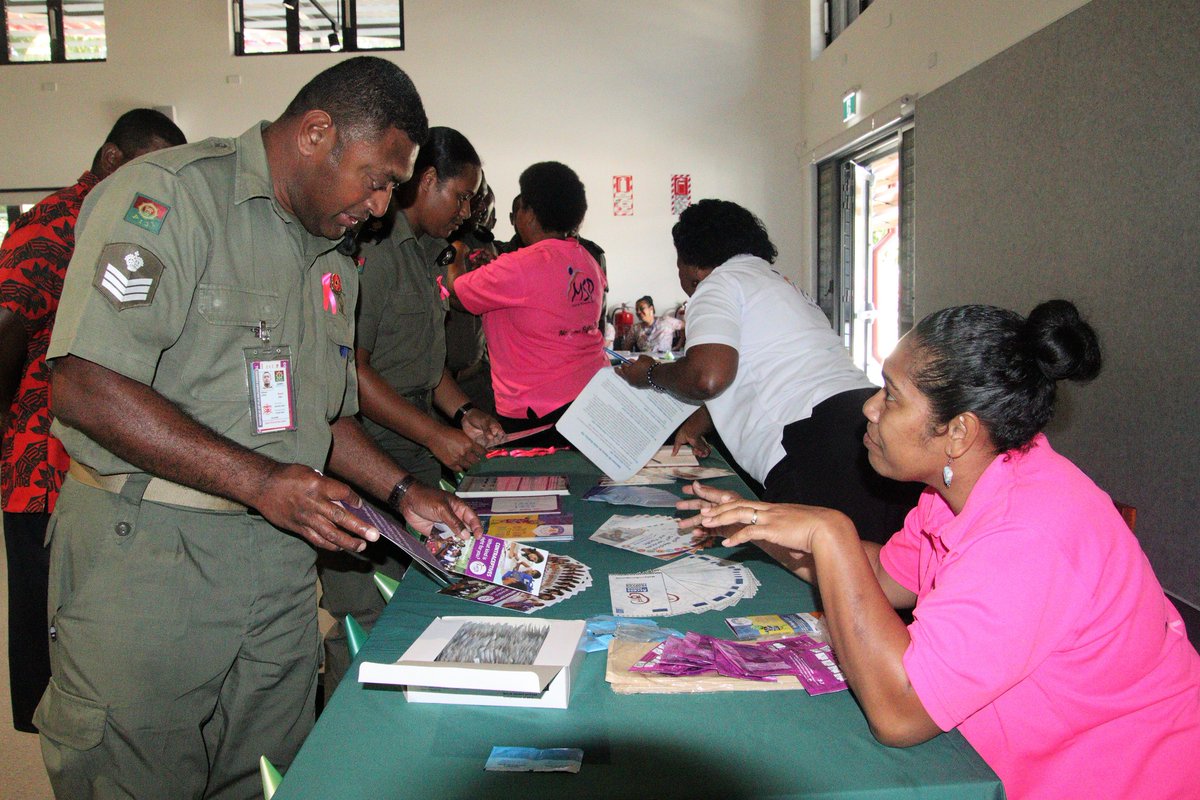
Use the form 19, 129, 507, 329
555, 367, 699, 482
337, 500, 551, 596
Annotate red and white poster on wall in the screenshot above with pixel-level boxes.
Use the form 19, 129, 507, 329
671, 174, 692, 216
613, 175, 634, 216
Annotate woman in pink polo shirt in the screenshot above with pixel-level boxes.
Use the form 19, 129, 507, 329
448, 161, 607, 444
693, 300, 1200, 800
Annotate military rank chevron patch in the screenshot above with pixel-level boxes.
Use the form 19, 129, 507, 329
92, 242, 165, 310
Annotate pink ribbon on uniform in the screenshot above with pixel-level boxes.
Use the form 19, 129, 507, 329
322, 272, 339, 314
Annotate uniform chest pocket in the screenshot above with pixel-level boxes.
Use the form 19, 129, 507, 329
189, 284, 283, 402
325, 304, 354, 349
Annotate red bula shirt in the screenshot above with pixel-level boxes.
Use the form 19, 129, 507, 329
0, 171, 99, 513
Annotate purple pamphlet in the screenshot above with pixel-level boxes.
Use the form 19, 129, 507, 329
425, 525, 550, 596
335, 500, 454, 586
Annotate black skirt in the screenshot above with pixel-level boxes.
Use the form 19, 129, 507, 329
763, 387, 923, 545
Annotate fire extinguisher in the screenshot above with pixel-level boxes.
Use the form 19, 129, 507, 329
614, 303, 634, 349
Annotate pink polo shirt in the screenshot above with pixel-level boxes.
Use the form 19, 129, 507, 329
880, 435, 1200, 800
453, 238, 607, 418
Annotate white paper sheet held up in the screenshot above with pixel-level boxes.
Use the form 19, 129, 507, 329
555, 367, 698, 481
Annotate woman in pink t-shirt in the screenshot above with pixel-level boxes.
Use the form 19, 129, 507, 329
448, 162, 607, 444
689, 300, 1200, 800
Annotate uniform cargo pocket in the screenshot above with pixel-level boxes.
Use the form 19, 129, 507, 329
34, 679, 107, 751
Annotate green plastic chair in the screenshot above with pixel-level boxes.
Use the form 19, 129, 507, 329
373, 571, 400, 602
260, 755, 283, 800
344, 613, 367, 660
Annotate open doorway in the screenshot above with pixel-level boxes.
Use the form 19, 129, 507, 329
815, 125, 914, 385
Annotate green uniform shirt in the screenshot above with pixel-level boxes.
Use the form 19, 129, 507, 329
355, 209, 448, 458
48, 122, 359, 474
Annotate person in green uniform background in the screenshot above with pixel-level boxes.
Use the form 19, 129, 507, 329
320, 127, 504, 694
444, 174, 499, 415
38, 57, 481, 799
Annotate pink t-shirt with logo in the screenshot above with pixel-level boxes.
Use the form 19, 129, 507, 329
881, 434, 1200, 800
453, 238, 607, 418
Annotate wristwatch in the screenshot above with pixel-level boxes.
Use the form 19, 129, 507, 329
386, 475, 416, 512
453, 401, 475, 427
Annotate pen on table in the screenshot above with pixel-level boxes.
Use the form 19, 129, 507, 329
605, 347, 634, 365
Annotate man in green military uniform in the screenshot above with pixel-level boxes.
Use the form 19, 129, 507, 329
319, 127, 503, 692
38, 58, 481, 798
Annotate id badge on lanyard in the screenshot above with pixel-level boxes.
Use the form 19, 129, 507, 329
245, 319, 297, 434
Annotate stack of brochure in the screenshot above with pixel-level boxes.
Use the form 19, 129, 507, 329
464, 494, 562, 516
482, 513, 574, 543
438, 553, 592, 615
608, 554, 758, 617
424, 525, 553, 595
589, 513, 712, 560
456, 475, 569, 497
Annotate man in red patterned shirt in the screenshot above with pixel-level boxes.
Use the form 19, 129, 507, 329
0, 108, 185, 732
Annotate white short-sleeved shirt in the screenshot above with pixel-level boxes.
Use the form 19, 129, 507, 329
684, 255, 873, 483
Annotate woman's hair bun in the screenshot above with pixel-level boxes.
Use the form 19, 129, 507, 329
1024, 299, 1102, 383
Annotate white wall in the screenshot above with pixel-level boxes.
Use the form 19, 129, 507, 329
0, 0, 812, 315
3, 1, 1093, 305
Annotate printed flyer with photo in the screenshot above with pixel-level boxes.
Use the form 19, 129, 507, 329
484, 512, 574, 543
425, 525, 552, 596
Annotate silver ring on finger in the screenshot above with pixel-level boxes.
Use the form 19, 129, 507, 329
750, 510, 759, 525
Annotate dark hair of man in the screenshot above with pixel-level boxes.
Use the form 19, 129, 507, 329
412, 126, 480, 182
90, 108, 187, 172
636, 295, 654, 311
280, 55, 429, 150
909, 299, 1102, 453
671, 199, 778, 270
517, 161, 587, 235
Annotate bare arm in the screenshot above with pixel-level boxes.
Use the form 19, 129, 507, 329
443, 240, 493, 313
431, 368, 504, 448
355, 348, 485, 472
51, 354, 380, 552
0, 309, 27, 429
326, 416, 482, 538
614, 343, 737, 402
709, 501, 938, 747
672, 404, 713, 458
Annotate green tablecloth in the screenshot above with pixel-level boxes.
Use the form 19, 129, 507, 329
276, 451, 1004, 800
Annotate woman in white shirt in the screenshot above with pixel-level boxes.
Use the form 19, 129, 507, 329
616, 199, 919, 542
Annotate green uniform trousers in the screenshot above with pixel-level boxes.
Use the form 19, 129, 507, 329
35, 476, 319, 800
317, 434, 440, 697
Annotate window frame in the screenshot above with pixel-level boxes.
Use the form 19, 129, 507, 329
823, 0, 873, 48
232, 0, 405, 57
815, 122, 915, 377
2, 0, 106, 65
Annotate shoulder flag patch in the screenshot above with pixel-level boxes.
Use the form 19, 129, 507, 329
92, 242, 165, 310
123, 193, 171, 234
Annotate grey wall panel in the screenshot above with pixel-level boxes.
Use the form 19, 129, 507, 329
916, 0, 1199, 604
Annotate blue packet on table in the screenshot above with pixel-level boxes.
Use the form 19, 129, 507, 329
485, 746, 583, 773
583, 615, 683, 652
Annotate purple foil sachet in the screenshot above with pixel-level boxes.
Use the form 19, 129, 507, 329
630, 632, 847, 694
